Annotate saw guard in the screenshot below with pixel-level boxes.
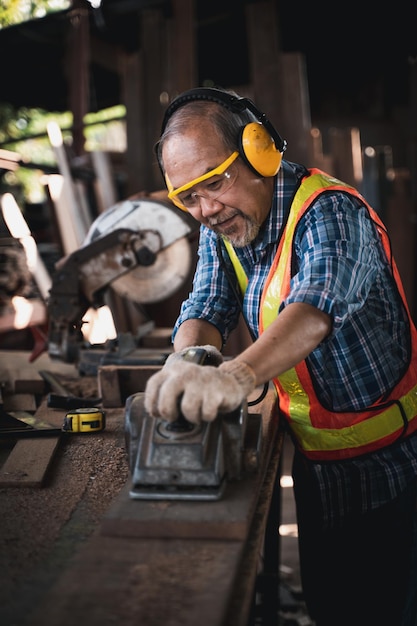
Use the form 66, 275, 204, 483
84, 198, 196, 304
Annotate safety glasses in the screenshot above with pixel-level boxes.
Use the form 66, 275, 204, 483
166, 151, 239, 211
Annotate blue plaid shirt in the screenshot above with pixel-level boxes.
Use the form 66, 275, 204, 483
173, 160, 417, 525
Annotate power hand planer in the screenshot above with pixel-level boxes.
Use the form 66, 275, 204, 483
124, 347, 263, 501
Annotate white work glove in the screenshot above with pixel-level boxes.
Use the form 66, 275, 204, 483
144, 358, 256, 424
164, 344, 224, 367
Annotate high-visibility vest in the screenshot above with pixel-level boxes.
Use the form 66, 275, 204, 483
223, 169, 417, 460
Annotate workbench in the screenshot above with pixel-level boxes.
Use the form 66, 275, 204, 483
0, 350, 283, 626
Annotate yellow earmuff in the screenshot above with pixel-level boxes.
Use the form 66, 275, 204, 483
159, 87, 287, 181
240, 122, 282, 177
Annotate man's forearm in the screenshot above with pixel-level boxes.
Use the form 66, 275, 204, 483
236, 302, 331, 386
173, 318, 223, 352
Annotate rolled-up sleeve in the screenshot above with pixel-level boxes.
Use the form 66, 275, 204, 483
172, 226, 241, 343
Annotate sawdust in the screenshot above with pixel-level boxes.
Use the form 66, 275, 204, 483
0, 403, 130, 626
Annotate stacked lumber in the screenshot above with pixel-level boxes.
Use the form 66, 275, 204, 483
0, 351, 78, 487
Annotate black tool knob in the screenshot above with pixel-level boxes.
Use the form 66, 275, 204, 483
165, 413, 195, 433
135, 246, 156, 266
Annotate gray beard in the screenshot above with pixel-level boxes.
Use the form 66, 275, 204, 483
221, 216, 260, 248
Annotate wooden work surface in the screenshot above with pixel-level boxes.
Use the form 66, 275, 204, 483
0, 351, 283, 626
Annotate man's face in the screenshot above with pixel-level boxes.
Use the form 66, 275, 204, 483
162, 122, 273, 247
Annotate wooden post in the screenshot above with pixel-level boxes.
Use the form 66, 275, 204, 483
385, 169, 416, 313
328, 127, 363, 188
245, 3, 313, 166
66, 1, 90, 157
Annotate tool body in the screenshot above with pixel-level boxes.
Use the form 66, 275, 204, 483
124, 348, 263, 501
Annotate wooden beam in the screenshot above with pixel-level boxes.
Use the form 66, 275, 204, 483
89, 35, 121, 75
67, 2, 90, 157
141, 8, 169, 191
21, 388, 284, 626
169, 0, 197, 95
0, 437, 61, 488
278, 52, 313, 166
245, 3, 313, 165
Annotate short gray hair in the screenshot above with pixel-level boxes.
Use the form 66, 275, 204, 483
155, 96, 257, 174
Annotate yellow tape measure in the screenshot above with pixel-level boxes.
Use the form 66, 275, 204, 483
63, 407, 106, 433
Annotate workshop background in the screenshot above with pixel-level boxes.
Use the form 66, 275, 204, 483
1, 0, 417, 347
0, 2, 416, 626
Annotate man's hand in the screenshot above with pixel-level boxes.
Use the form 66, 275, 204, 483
144, 359, 256, 423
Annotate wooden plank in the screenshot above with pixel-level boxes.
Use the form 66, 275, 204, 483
3, 392, 37, 412
102, 472, 264, 540
0, 367, 45, 395
0, 436, 60, 487
46, 122, 91, 252
24, 407, 283, 626
224, 430, 283, 625
0, 148, 20, 171
0, 350, 283, 625
44, 174, 81, 255
0, 350, 78, 394
0, 351, 80, 487
97, 365, 123, 407
26, 534, 246, 626
140, 326, 173, 348
98, 364, 161, 407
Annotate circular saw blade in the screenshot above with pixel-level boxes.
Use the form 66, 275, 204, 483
110, 236, 192, 304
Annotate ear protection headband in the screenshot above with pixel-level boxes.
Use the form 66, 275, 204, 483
159, 87, 287, 178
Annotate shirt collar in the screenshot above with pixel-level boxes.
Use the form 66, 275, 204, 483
252, 160, 307, 252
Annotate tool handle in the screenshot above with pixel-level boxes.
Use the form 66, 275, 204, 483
47, 393, 102, 410
39, 370, 71, 396
181, 347, 209, 365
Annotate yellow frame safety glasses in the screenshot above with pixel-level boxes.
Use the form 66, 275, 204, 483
166, 150, 239, 211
